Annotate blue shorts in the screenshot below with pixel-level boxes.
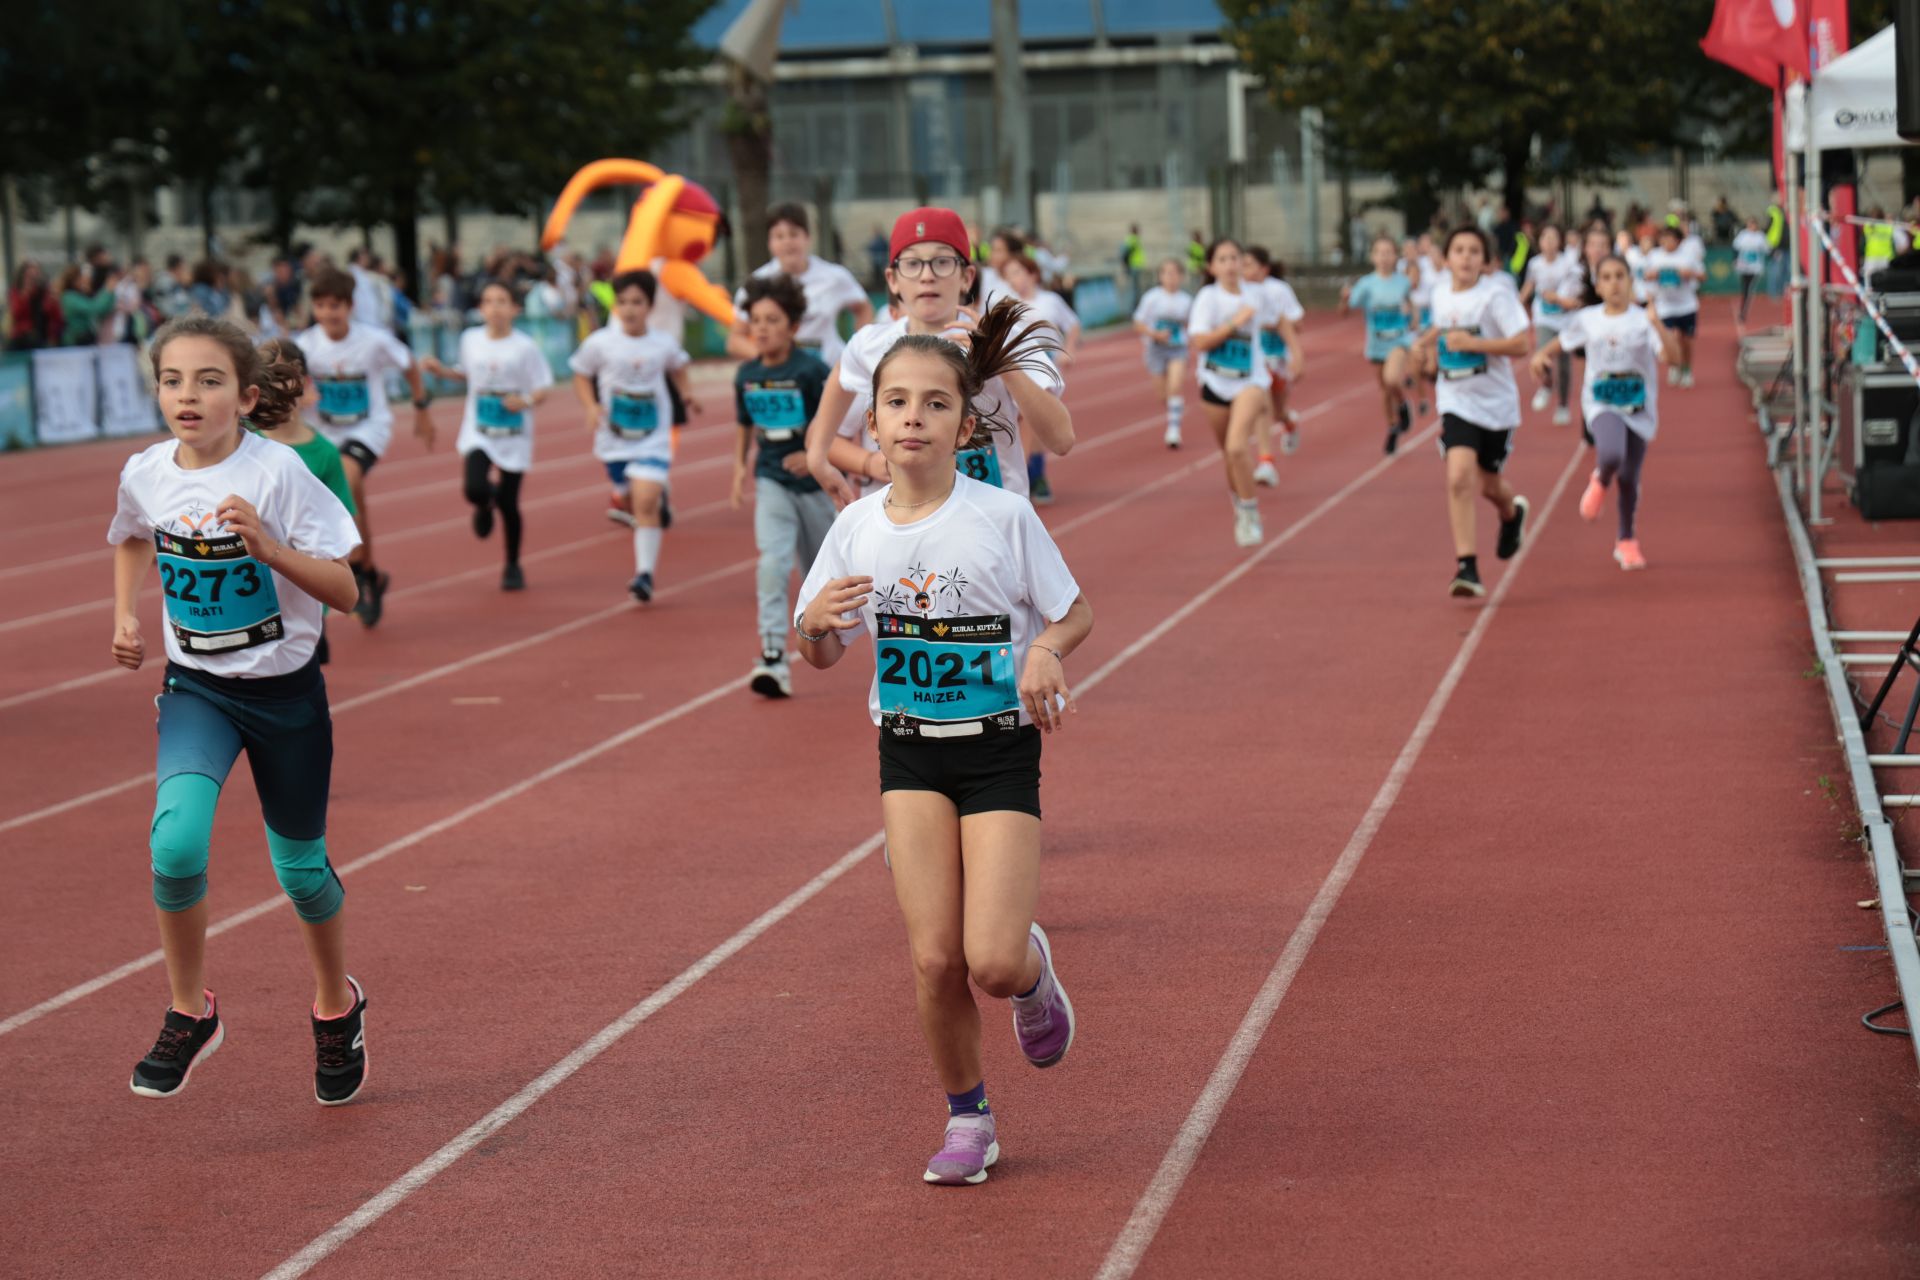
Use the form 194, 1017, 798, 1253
605, 459, 671, 489
156, 659, 332, 841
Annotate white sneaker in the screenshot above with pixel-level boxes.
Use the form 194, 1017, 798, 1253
1551, 406, 1571, 426
1252, 459, 1280, 487
1530, 386, 1551, 413
1163, 424, 1182, 449
1680, 369, 1694, 389
1666, 366, 1680, 387
1280, 427, 1301, 455
1232, 505, 1263, 548
749, 656, 792, 699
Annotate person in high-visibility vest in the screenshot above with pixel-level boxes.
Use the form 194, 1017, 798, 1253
1862, 207, 1897, 284
1764, 200, 1787, 299
1186, 230, 1206, 276
1121, 224, 1148, 298
1507, 226, 1531, 278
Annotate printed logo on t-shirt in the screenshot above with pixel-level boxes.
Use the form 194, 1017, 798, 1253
872, 562, 1020, 736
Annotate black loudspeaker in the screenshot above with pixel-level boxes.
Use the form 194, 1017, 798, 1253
1902, 0, 1920, 141
1852, 377, 1920, 518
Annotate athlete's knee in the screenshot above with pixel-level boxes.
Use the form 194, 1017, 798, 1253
631, 489, 663, 520
1445, 466, 1478, 500
911, 941, 969, 993
965, 940, 1032, 999
266, 827, 344, 923
149, 773, 220, 911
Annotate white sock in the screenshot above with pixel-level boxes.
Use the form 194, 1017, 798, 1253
633, 526, 662, 575
1167, 395, 1184, 430
1234, 496, 1259, 513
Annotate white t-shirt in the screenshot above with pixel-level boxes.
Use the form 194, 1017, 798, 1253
1557, 305, 1666, 441
1409, 258, 1441, 310
1625, 246, 1653, 303
569, 326, 689, 464
1732, 229, 1769, 276
836, 314, 1064, 499
1645, 247, 1700, 319
295, 322, 414, 457
1252, 277, 1304, 370
794, 474, 1081, 733
1188, 282, 1271, 399
735, 254, 869, 365
107, 432, 361, 677
450, 328, 554, 474
348, 264, 388, 330
1025, 289, 1080, 339
1132, 286, 1192, 348
1429, 274, 1530, 431
1524, 252, 1583, 330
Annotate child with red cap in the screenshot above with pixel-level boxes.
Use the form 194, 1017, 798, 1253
802, 208, 1072, 506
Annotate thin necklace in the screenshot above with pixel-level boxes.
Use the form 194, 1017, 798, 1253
885, 482, 954, 511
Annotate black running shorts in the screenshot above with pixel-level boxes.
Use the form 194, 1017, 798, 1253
1439, 413, 1515, 475
878, 725, 1042, 819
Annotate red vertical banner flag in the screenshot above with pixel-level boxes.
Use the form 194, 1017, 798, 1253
1701, 0, 1811, 83
1808, 0, 1855, 277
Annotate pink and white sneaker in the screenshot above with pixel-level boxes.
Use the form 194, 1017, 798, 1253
1579, 473, 1605, 522
1613, 539, 1647, 571
924, 1113, 998, 1185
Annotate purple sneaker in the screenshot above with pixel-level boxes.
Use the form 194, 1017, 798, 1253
1011, 923, 1075, 1068
924, 1113, 999, 1185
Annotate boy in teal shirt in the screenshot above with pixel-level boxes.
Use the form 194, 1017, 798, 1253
732, 274, 834, 699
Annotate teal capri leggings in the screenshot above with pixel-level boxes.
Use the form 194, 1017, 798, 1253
149, 659, 342, 922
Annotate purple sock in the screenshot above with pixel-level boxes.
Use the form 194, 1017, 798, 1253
947, 1080, 990, 1117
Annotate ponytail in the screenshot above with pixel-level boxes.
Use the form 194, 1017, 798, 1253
869, 296, 1061, 447
250, 337, 310, 430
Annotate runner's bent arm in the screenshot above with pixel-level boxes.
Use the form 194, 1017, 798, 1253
110, 538, 156, 670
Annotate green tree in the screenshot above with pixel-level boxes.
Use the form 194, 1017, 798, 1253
1220, 0, 1761, 229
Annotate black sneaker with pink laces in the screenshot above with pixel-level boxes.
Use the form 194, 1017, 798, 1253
130, 990, 224, 1098
312, 976, 368, 1106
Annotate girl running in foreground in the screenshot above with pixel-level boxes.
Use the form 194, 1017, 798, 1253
1416, 227, 1532, 599
794, 298, 1093, 1187
110, 317, 367, 1103
1530, 256, 1680, 570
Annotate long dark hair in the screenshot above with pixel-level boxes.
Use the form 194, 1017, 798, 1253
869, 297, 1060, 449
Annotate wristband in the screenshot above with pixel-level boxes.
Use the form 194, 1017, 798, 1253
796, 621, 831, 643
1029, 643, 1061, 662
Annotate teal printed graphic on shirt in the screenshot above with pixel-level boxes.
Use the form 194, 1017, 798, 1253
610, 389, 660, 438
876, 611, 1021, 733
155, 529, 284, 654
1592, 371, 1647, 411
1153, 318, 1185, 348
1368, 308, 1408, 339
1658, 268, 1681, 288
476, 392, 525, 435
955, 445, 1004, 488
1258, 330, 1289, 361
1206, 336, 1253, 377
316, 375, 369, 426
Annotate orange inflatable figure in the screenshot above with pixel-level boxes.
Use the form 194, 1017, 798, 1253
540, 159, 736, 327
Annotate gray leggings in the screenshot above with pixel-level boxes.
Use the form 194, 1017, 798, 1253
1589, 411, 1649, 540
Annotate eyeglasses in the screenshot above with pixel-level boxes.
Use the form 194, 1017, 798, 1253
892, 254, 966, 280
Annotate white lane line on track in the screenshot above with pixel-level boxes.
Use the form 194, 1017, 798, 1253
254, 402, 1429, 1280
0, 381, 1369, 1036
1091, 437, 1587, 1280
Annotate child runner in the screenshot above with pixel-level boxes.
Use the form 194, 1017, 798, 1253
1415, 227, 1532, 598
1186, 237, 1269, 546
1407, 233, 1440, 417
1732, 216, 1769, 324
792, 298, 1092, 1187
1531, 256, 1681, 571
1243, 246, 1305, 468
1643, 224, 1702, 388
111, 317, 367, 1103
250, 339, 355, 666
419, 279, 554, 591
570, 269, 698, 602
1132, 259, 1192, 448
1520, 224, 1582, 426
296, 266, 434, 627
732, 273, 835, 697
999, 249, 1080, 505
1342, 235, 1417, 454
726, 202, 874, 366
802, 208, 1069, 508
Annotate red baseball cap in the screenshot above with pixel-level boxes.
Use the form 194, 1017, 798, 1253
889, 207, 971, 264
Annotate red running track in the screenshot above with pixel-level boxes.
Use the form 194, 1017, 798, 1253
0, 322, 1914, 1278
